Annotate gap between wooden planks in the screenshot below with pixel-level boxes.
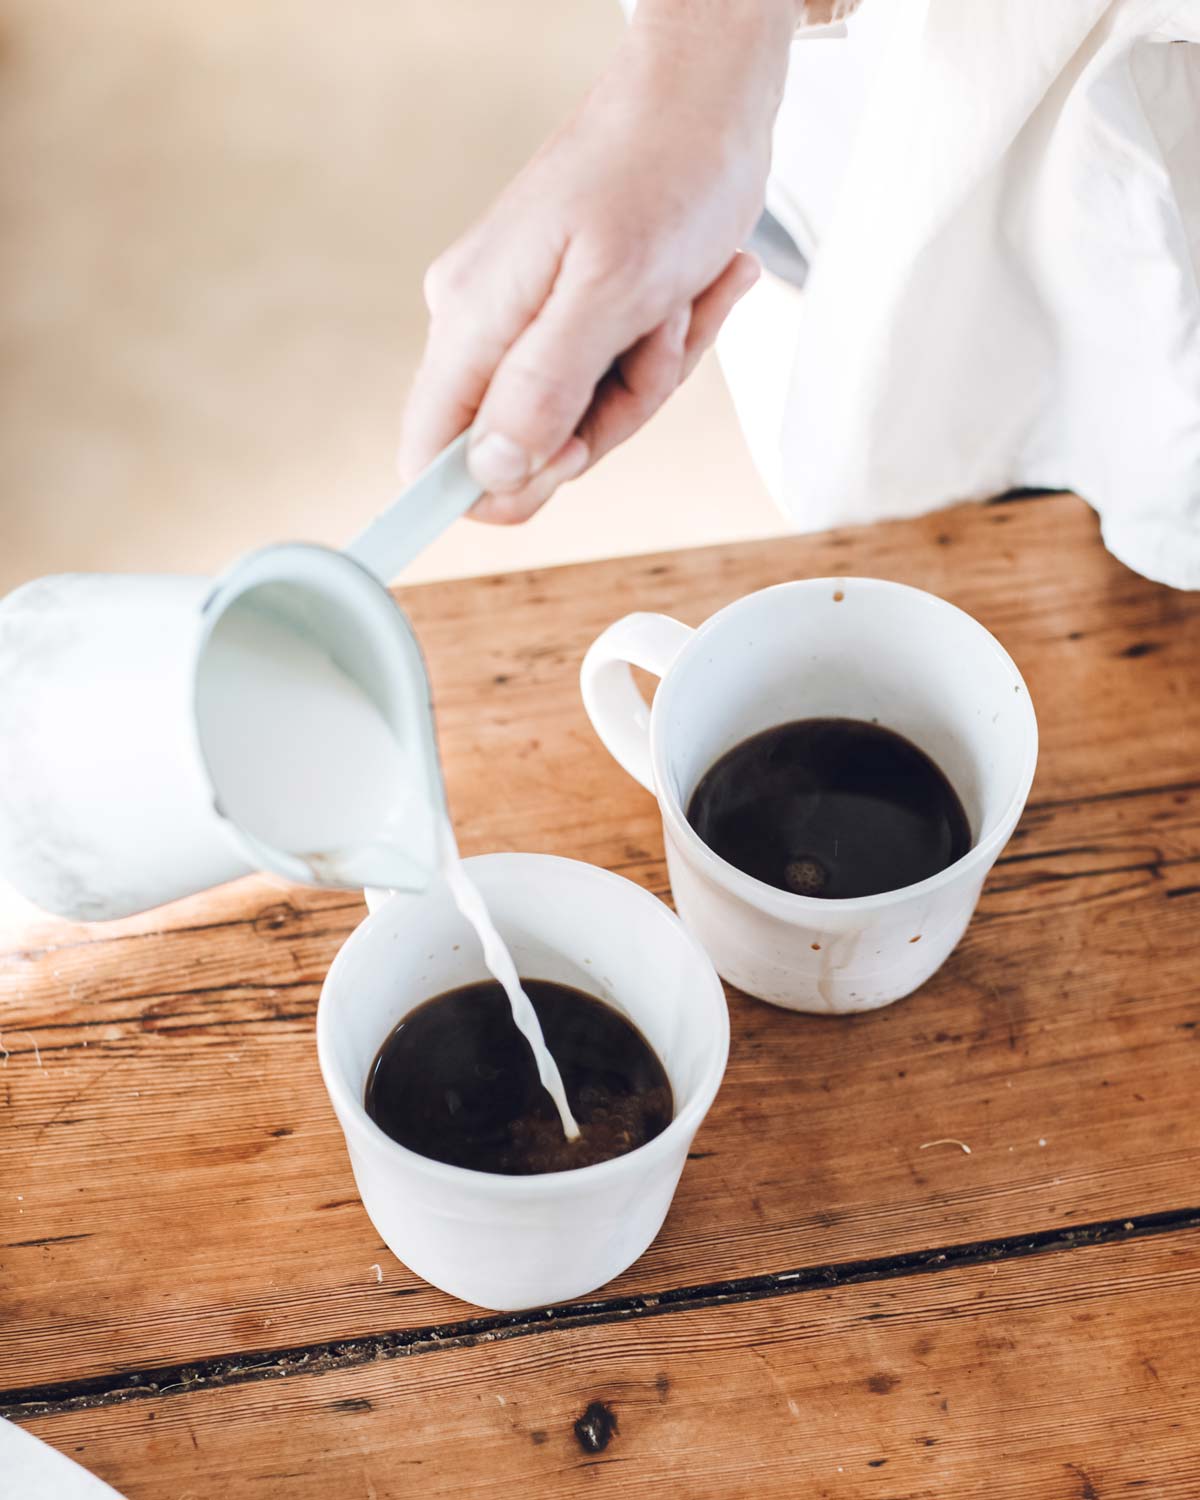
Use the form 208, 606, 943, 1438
14, 1229, 1200, 1499
2, 493, 1198, 1390
4, 1205, 1198, 1417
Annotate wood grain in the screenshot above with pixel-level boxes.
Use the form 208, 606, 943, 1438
17, 1230, 1200, 1497
2, 494, 1198, 1392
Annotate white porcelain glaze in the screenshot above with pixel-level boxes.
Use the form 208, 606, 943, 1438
0, 545, 445, 921
322, 855, 729, 1311
581, 578, 1038, 1013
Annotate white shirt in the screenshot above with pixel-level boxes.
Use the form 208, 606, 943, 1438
715, 0, 1200, 589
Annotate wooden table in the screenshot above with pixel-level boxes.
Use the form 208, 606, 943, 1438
3, 494, 1199, 1497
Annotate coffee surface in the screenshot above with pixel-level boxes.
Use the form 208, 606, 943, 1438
686, 717, 971, 899
365, 979, 673, 1175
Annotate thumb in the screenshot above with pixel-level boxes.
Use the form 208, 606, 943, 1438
466, 273, 649, 494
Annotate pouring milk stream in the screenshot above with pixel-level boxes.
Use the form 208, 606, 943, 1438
196, 600, 580, 1140
0, 430, 580, 1141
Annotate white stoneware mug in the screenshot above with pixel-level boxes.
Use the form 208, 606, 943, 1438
319, 853, 729, 1310
581, 578, 1038, 1014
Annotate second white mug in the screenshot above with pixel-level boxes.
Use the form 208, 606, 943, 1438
581, 577, 1038, 1014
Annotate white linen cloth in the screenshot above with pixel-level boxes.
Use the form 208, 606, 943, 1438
717, 0, 1200, 588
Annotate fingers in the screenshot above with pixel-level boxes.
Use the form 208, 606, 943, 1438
404, 235, 760, 531
575, 305, 691, 468
469, 300, 689, 523
466, 252, 657, 494
397, 233, 564, 484
397, 331, 503, 485
680, 250, 760, 379
470, 435, 591, 525
577, 251, 760, 466
470, 251, 761, 524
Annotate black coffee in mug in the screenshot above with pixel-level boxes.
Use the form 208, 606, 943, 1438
365, 979, 673, 1175
686, 717, 971, 900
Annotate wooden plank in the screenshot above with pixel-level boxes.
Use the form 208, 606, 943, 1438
407, 493, 1200, 825
3, 494, 1199, 1388
14, 1230, 1200, 1497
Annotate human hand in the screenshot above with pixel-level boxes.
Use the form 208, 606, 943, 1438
398, 0, 795, 522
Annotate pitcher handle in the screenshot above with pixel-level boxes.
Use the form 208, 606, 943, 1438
580, 613, 694, 793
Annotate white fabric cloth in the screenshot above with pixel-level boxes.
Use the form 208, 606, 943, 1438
0, 1418, 128, 1500
718, 0, 1200, 588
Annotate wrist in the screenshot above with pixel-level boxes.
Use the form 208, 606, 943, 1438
623, 0, 794, 139
631, 0, 801, 39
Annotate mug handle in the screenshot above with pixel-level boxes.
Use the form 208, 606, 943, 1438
580, 613, 694, 792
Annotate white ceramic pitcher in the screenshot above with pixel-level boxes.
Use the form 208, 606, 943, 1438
0, 435, 480, 921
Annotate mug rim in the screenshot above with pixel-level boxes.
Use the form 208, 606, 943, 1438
649, 577, 1039, 918
316, 852, 730, 1197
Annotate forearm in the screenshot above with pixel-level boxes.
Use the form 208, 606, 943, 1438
620, 0, 796, 177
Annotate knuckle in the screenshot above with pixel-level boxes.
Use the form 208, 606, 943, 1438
625, 373, 668, 422
631, 381, 671, 428
568, 227, 626, 285
497, 362, 589, 440
621, 339, 683, 414
642, 367, 680, 415
569, 229, 672, 314
422, 248, 473, 312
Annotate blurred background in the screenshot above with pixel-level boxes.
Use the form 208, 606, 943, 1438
1, 0, 784, 595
